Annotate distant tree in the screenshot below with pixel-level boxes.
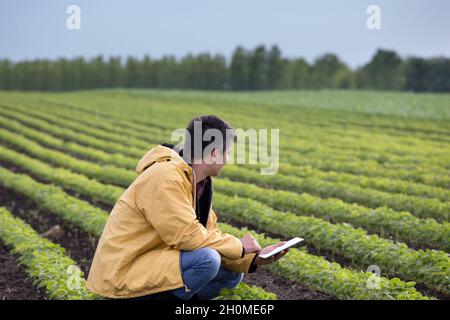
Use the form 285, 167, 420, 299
267, 45, 284, 89
356, 49, 405, 90
44, 59, 64, 91
179, 53, 227, 89
311, 53, 350, 89
230, 46, 250, 90
282, 58, 311, 89
0, 59, 12, 89
248, 45, 268, 90
154, 55, 179, 88
107, 56, 123, 88
427, 58, 450, 92
93, 56, 109, 88
71, 57, 85, 90
125, 56, 144, 88
404, 57, 430, 92
200, 53, 228, 90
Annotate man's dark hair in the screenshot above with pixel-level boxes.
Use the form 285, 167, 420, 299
183, 115, 236, 161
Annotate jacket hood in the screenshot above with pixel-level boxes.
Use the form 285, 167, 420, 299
135, 144, 191, 174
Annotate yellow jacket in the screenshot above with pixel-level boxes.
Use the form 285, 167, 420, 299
86, 145, 257, 298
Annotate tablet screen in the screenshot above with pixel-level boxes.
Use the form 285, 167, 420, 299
259, 237, 304, 259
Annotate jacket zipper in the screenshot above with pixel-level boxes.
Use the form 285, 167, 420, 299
191, 169, 197, 212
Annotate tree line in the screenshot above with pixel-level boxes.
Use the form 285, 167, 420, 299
0, 45, 449, 92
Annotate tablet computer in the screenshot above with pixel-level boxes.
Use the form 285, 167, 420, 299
258, 237, 304, 259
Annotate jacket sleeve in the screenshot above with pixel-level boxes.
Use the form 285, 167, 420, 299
135, 168, 243, 260
208, 208, 259, 274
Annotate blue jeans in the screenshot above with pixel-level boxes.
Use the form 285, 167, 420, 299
168, 247, 244, 300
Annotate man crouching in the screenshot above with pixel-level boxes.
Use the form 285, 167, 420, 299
86, 115, 288, 300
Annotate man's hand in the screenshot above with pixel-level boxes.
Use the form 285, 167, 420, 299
253, 242, 290, 266
240, 234, 262, 254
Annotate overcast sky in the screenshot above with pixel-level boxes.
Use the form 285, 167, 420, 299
1, 0, 449, 68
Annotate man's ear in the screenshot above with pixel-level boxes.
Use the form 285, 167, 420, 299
209, 148, 221, 164
203, 148, 216, 164
211, 148, 219, 158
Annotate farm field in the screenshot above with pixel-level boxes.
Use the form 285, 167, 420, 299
0, 89, 449, 300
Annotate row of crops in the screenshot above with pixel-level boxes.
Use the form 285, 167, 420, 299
0, 90, 449, 300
